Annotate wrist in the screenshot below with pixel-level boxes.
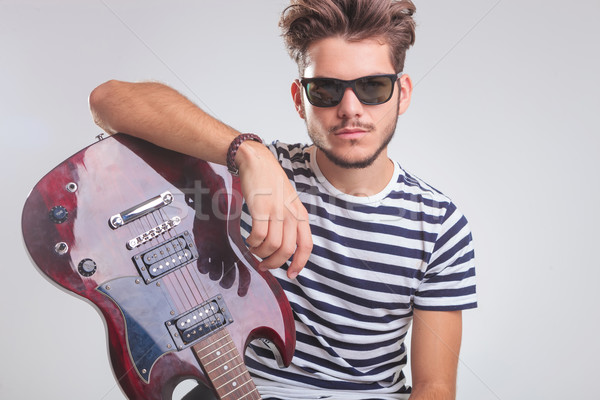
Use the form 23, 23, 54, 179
226, 133, 264, 175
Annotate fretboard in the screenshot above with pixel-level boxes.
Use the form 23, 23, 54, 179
192, 329, 261, 400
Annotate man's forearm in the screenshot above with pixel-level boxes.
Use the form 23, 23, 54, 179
89, 80, 237, 164
409, 309, 461, 400
88, 79, 313, 277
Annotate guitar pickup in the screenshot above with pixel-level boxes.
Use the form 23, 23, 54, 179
166, 295, 233, 349
132, 232, 199, 283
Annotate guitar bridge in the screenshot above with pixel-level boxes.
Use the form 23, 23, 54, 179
126, 216, 181, 250
166, 295, 233, 349
132, 231, 199, 283
109, 191, 174, 229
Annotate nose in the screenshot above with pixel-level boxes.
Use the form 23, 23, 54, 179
337, 87, 364, 119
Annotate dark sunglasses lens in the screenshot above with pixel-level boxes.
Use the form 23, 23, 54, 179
355, 76, 394, 104
305, 79, 344, 107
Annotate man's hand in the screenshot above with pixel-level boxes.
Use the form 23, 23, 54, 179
410, 309, 462, 400
236, 140, 312, 279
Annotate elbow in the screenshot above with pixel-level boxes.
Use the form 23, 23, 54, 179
89, 79, 119, 113
89, 80, 123, 134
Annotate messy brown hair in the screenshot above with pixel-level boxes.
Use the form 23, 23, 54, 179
280, 0, 416, 75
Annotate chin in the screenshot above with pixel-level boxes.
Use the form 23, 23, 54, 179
320, 147, 381, 169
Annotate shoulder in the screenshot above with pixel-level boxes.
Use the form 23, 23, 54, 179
392, 165, 460, 225
398, 167, 450, 203
267, 141, 313, 180
267, 141, 311, 163
398, 169, 477, 310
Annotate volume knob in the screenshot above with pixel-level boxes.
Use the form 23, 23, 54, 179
49, 205, 68, 224
78, 259, 97, 277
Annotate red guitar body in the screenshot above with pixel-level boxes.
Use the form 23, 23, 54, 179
21, 134, 295, 399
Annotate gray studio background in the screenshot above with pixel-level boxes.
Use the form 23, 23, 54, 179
2, 1, 598, 399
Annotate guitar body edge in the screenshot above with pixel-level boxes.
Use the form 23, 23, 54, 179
21, 134, 295, 400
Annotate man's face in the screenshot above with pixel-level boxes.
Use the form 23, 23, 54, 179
292, 37, 412, 169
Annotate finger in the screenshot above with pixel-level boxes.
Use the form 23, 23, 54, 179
245, 217, 269, 249
258, 217, 297, 271
286, 219, 312, 279
251, 218, 283, 260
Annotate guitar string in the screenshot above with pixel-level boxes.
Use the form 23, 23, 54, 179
165, 202, 211, 306
170, 181, 225, 303
142, 209, 178, 310
154, 206, 203, 312
157, 194, 211, 308
166, 180, 256, 396
126, 182, 250, 393
196, 329, 258, 399
221, 330, 260, 399
99, 165, 228, 395
129, 185, 239, 313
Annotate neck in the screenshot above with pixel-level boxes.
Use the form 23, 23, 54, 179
315, 148, 394, 197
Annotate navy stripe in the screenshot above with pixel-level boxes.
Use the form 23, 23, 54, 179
281, 282, 409, 335
417, 285, 477, 298
283, 275, 412, 322
252, 341, 407, 378
402, 171, 443, 195
296, 182, 448, 224
295, 330, 408, 353
303, 202, 439, 242
290, 302, 401, 337
414, 301, 478, 311
310, 243, 425, 280
432, 202, 460, 241
386, 189, 449, 210
427, 231, 473, 272
425, 260, 476, 284
247, 356, 407, 392
311, 224, 428, 260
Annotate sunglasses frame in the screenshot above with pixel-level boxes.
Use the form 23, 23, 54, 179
299, 73, 401, 108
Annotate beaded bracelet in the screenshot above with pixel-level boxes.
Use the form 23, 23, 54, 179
226, 133, 263, 175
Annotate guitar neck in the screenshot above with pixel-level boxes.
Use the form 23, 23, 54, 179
192, 330, 261, 400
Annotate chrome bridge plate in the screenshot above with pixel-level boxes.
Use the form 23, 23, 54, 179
110, 191, 173, 229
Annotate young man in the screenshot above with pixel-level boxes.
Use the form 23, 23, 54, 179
89, 1, 476, 399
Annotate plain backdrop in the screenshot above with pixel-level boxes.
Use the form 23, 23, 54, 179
2, 1, 599, 399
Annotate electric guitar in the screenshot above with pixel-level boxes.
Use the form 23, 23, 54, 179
21, 133, 295, 399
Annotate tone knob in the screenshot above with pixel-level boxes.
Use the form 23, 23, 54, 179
49, 205, 68, 224
78, 259, 97, 277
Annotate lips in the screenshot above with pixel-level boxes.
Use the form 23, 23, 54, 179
334, 128, 368, 140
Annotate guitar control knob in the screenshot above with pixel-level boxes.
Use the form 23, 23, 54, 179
78, 258, 97, 277
49, 205, 69, 224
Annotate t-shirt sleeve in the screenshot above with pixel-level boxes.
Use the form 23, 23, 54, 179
413, 201, 477, 311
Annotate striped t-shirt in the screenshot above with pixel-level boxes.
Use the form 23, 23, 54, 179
241, 142, 477, 399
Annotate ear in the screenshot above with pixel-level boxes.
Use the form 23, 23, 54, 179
291, 80, 305, 119
397, 74, 413, 116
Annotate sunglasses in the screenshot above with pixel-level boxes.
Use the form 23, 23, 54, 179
300, 74, 400, 107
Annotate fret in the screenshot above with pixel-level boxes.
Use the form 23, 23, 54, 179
213, 362, 245, 381
221, 379, 258, 399
192, 330, 262, 399
203, 346, 238, 370
237, 387, 261, 400
195, 332, 230, 354
216, 368, 249, 390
